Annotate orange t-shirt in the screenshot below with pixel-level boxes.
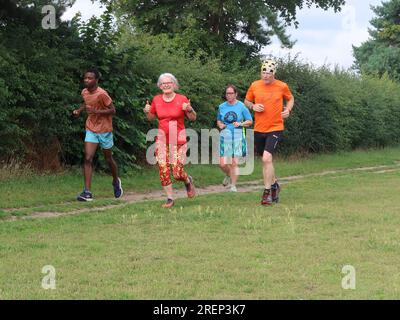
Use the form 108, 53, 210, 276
81, 87, 113, 133
245, 79, 293, 133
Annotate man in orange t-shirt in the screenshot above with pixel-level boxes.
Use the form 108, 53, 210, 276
245, 59, 294, 206
73, 68, 123, 202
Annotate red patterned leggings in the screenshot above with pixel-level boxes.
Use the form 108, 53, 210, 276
155, 143, 188, 187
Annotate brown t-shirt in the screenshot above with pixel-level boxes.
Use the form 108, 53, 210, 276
81, 87, 113, 133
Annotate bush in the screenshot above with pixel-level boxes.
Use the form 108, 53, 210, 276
2, 5, 400, 172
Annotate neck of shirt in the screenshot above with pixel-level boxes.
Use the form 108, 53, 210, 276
87, 86, 98, 93
163, 92, 176, 102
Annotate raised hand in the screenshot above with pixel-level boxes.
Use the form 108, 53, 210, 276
143, 100, 151, 114
182, 99, 193, 112
72, 109, 81, 117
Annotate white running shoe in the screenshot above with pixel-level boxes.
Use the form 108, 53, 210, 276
230, 185, 237, 192
222, 175, 231, 186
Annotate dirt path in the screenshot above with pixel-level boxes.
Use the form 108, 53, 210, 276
3, 164, 400, 222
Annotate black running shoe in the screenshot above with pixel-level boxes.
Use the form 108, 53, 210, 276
113, 178, 123, 198
77, 190, 93, 202
271, 181, 281, 203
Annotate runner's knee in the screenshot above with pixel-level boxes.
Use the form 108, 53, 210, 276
219, 163, 229, 170
262, 152, 273, 164
84, 155, 94, 164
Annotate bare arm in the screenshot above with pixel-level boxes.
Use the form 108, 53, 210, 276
217, 120, 226, 130
87, 102, 116, 115
244, 99, 253, 110
147, 112, 157, 121
282, 96, 295, 119
143, 100, 156, 121
233, 119, 253, 127
243, 119, 253, 127
72, 103, 86, 117
185, 109, 197, 121
183, 100, 196, 121
244, 99, 264, 112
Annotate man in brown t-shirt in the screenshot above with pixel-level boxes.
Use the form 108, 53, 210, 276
73, 68, 123, 201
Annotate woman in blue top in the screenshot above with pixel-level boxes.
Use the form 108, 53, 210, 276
217, 85, 253, 192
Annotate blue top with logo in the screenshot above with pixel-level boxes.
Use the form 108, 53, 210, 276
217, 101, 252, 132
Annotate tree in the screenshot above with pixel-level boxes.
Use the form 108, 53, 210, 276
105, 0, 345, 63
353, 0, 400, 81
0, 0, 84, 168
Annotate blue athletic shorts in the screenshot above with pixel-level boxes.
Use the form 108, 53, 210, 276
219, 128, 247, 157
85, 130, 114, 149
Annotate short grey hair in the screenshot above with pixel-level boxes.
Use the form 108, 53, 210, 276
157, 73, 179, 90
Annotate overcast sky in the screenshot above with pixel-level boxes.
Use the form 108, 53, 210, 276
62, 0, 384, 69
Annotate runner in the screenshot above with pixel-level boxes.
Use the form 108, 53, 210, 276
144, 73, 196, 208
244, 59, 294, 205
73, 68, 123, 201
217, 85, 253, 192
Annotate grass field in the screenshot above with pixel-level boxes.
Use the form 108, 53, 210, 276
0, 147, 400, 299
1, 146, 400, 211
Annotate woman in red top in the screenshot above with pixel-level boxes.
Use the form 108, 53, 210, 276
144, 73, 196, 208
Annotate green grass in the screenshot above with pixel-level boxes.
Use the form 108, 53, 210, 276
1, 146, 400, 210
0, 168, 400, 299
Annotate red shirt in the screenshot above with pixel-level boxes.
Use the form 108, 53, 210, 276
150, 93, 189, 145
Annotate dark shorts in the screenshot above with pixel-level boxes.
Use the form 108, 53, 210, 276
254, 131, 283, 156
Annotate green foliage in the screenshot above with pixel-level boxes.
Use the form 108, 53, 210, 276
353, 0, 400, 80
279, 61, 400, 154
1, 0, 399, 172
276, 59, 342, 154
107, 0, 345, 64
0, 1, 82, 168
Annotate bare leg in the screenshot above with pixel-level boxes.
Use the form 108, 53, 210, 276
163, 183, 174, 200
262, 151, 275, 189
219, 157, 231, 176
103, 148, 119, 183
83, 142, 98, 190
230, 158, 239, 186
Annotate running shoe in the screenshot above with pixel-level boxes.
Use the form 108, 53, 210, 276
162, 198, 174, 208
230, 185, 237, 192
271, 181, 281, 203
261, 189, 272, 206
77, 190, 93, 202
113, 178, 123, 199
185, 176, 196, 198
222, 175, 231, 186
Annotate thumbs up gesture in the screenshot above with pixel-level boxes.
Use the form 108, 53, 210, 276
182, 99, 193, 113
143, 100, 151, 114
